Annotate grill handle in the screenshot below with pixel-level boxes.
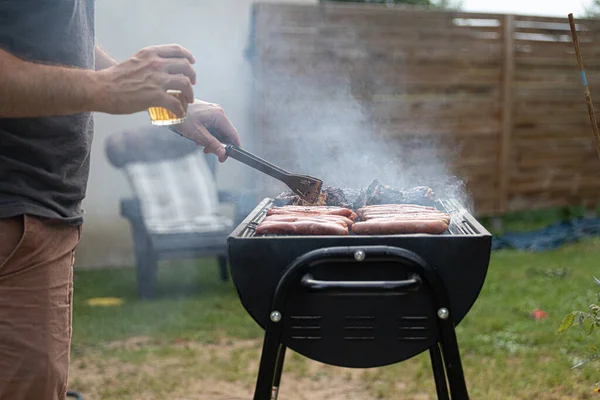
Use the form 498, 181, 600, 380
300, 273, 421, 292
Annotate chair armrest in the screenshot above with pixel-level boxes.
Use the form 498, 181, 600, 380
120, 198, 143, 222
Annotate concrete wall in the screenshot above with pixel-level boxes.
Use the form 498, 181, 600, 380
77, 0, 315, 268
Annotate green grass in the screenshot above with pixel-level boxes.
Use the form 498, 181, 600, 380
70, 210, 600, 399
72, 260, 261, 346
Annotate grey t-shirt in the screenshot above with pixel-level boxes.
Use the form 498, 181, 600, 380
0, 0, 96, 225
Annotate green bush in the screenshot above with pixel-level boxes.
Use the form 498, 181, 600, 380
558, 276, 600, 374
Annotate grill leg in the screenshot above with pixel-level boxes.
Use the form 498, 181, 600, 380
253, 324, 284, 400
437, 320, 469, 399
429, 344, 450, 400
271, 345, 286, 400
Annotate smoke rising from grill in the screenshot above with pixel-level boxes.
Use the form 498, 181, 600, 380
256, 68, 473, 212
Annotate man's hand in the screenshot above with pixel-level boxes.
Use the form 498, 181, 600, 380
93, 44, 196, 117
173, 100, 241, 163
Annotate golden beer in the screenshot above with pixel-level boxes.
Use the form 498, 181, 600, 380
148, 90, 187, 126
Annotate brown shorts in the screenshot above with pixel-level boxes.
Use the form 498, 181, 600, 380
0, 215, 81, 400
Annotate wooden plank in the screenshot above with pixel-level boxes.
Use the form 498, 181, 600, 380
367, 101, 499, 121
512, 148, 597, 159
511, 180, 600, 197
510, 167, 600, 180
513, 136, 597, 148
255, 58, 501, 77
375, 120, 499, 137
498, 14, 515, 213
255, 34, 504, 53
513, 40, 599, 58
514, 25, 600, 36
514, 115, 594, 127
258, 100, 500, 123
254, 53, 503, 68
511, 173, 600, 186
257, 29, 503, 47
256, 82, 501, 102
513, 162, 600, 176
514, 14, 600, 27
515, 69, 600, 84
255, 38, 503, 61
513, 101, 591, 115
257, 25, 502, 43
516, 56, 600, 70
257, 63, 502, 85
255, 4, 505, 29
515, 87, 597, 99
256, 2, 505, 19
513, 126, 597, 139
514, 93, 600, 106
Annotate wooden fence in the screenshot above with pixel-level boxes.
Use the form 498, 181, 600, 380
245, 2, 600, 216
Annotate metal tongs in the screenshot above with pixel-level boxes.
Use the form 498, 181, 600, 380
225, 144, 323, 203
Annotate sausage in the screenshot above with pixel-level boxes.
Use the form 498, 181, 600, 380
260, 215, 353, 228
357, 205, 439, 217
256, 220, 349, 235
360, 211, 449, 218
352, 219, 448, 235
360, 213, 451, 224
358, 204, 437, 212
262, 214, 355, 227
267, 206, 357, 220
360, 208, 442, 215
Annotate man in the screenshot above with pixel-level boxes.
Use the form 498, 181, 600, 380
0, 1, 241, 399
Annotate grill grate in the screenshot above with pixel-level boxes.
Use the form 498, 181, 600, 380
240, 197, 479, 237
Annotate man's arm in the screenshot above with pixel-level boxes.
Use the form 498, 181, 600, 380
95, 45, 118, 70
0, 48, 102, 117
0, 44, 195, 119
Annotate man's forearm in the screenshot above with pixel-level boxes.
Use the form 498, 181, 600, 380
0, 48, 105, 118
95, 45, 118, 70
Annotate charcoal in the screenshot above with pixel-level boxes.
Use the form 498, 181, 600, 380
365, 179, 382, 202
342, 188, 367, 210
402, 186, 436, 206
323, 186, 349, 208
273, 190, 298, 207
272, 179, 437, 209
366, 179, 405, 205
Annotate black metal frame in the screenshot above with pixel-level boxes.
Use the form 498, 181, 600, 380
251, 245, 469, 400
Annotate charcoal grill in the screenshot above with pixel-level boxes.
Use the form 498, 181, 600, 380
227, 197, 492, 400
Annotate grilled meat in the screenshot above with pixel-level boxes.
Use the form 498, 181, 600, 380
256, 220, 349, 236
267, 205, 357, 220
352, 219, 448, 235
263, 214, 355, 228
264, 180, 446, 236
258, 206, 355, 235
366, 179, 435, 206
273, 179, 436, 209
353, 204, 451, 234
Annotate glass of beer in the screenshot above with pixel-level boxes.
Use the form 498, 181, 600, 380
148, 90, 187, 126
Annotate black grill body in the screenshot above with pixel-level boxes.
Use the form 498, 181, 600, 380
227, 198, 492, 400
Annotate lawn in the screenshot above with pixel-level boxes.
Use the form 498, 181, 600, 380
68, 210, 600, 399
